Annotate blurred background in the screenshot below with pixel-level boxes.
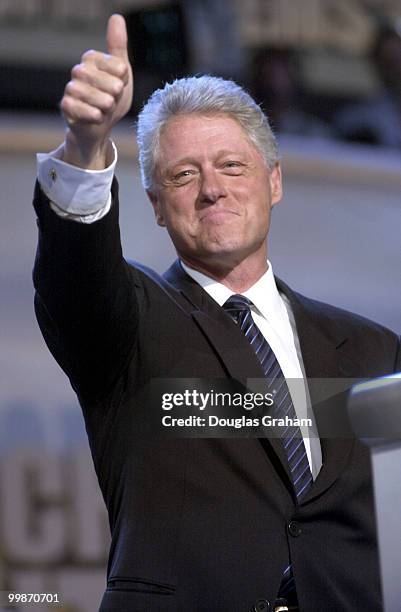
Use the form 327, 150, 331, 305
1, 0, 400, 610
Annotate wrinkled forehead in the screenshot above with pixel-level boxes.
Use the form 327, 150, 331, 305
159, 111, 251, 143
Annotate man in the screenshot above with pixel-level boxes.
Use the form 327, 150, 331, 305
33, 14, 400, 612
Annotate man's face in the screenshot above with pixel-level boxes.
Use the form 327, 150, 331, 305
147, 113, 282, 272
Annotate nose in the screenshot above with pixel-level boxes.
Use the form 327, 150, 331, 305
198, 168, 227, 205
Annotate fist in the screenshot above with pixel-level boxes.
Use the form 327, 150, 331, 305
61, 14, 133, 146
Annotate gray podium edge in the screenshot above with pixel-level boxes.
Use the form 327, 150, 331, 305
348, 374, 401, 612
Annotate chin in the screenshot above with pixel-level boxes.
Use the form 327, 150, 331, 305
203, 239, 241, 256
201, 244, 252, 266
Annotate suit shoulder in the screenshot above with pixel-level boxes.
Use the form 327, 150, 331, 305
294, 289, 399, 344
126, 259, 167, 288
125, 259, 188, 311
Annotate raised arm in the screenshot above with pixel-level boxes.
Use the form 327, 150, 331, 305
33, 15, 139, 404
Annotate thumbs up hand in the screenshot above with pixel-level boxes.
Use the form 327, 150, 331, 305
61, 14, 133, 169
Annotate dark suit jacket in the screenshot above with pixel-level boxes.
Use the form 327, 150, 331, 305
33, 180, 401, 612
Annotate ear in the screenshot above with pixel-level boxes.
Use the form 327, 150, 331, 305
146, 189, 166, 227
269, 163, 283, 207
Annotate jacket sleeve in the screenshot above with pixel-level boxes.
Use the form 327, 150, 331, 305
32, 177, 141, 403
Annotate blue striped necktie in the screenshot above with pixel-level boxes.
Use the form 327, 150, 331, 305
223, 294, 313, 596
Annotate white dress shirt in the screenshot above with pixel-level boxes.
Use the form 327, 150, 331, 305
36, 146, 322, 479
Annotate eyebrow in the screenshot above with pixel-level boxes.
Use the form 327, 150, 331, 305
163, 150, 247, 174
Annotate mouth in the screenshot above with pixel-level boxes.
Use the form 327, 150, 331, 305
200, 209, 239, 222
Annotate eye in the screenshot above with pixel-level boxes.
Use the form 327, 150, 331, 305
222, 161, 244, 174
171, 169, 197, 185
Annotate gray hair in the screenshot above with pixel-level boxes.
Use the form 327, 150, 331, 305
136, 75, 278, 190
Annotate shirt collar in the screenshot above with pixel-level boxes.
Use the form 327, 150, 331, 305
180, 260, 287, 324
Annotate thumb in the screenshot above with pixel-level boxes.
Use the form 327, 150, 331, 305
107, 14, 129, 60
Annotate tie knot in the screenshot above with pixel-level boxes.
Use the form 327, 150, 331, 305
223, 294, 253, 322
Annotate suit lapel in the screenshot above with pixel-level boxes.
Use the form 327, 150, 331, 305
276, 278, 356, 503
163, 259, 267, 383
164, 261, 357, 502
164, 261, 294, 482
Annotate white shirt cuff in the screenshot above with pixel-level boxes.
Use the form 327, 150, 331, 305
36, 142, 117, 222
